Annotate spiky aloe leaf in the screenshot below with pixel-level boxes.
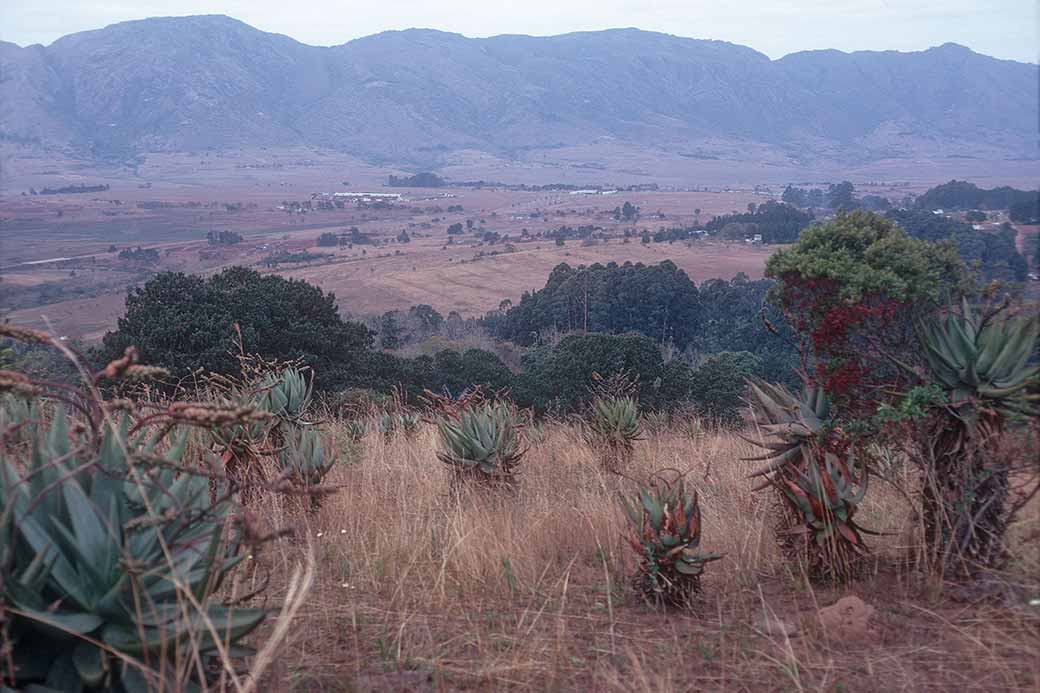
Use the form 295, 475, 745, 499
743, 379, 831, 479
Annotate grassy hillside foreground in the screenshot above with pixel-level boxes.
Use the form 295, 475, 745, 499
1, 328, 1037, 692
247, 419, 1039, 691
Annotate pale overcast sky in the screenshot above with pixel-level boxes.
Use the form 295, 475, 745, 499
1, 1, 1036, 63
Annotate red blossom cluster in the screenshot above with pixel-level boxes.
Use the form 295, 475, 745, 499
778, 273, 908, 407
811, 301, 900, 352
816, 360, 866, 397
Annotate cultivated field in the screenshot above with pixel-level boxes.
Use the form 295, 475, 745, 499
4, 148, 1037, 338
280, 239, 772, 317
2, 153, 785, 338
247, 417, 1040, 691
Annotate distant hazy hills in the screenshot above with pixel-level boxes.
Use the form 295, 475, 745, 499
1, 15, 1036, 166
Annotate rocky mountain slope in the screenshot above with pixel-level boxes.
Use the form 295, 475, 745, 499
1, 15, 1035, 166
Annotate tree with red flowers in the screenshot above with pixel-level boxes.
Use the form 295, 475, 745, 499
765, 211, 966, 417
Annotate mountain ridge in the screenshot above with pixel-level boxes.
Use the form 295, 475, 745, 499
1, 15, 1035, 167
5, 16, 1015, 63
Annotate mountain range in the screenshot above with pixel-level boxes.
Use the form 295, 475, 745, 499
1, 15, 1036, 167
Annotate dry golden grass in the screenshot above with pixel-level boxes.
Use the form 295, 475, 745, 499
245, 421, 1040, 692
281, 239, 772, 317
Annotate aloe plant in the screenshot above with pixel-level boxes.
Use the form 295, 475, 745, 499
619, 475, 721, 607
280, 426, 331, 487
0, 411, 266, 691
743, 378, 829, 481
0, 392, 38, 447
911, 300, 1039, 572
744, 379, 871, 582
257, 367, 313, 423
344, 419, 367, 443
918, 298, 1038, 420
437, 402, 524, 488
378, 411, 421, 439
208, 365, 335, 499
774, 452, 870, 581
584, 396, 643, 471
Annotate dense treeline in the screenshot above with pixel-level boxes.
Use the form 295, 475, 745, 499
93, 264, 799, 421
484, 261, 701, 348
387, 172, 446, 187
117, 246, 160, 264
649, 226, 698, 243
38, 183, 110, 195
262, 250, 333, 266
482, 262, 796, 370
887, 210, 1028, 283
778, 179, 1032, 280
780, 181, 887, 211
704, 200, 814, 243
357, 347, 514, 402
364, 331, 686, 414
550, 224, 605, 241
915, 180, 1039, 221
691, 274, 799, 381
206, 230, 242, 245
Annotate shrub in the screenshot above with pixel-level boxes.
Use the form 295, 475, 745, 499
514, 332, 687, 414
687, 351, 761, 426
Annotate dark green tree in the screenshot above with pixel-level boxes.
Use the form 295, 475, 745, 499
408, 304, 444, 337
379, 311, 403, 350
887, 210, 1028, 283
781, 185, 807, 208
859, 195, 891, 212
431, 349, 513, 397
488, 261, 701, 349
704, 201, 812, 243
100, 268, 372, 389
1009, 196, 1039, 223
514, 332, 691, 414
688, 351, 762, 426
693, 275, 799, 389
915, 180, 1037, 212
826, 181, 857, 211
